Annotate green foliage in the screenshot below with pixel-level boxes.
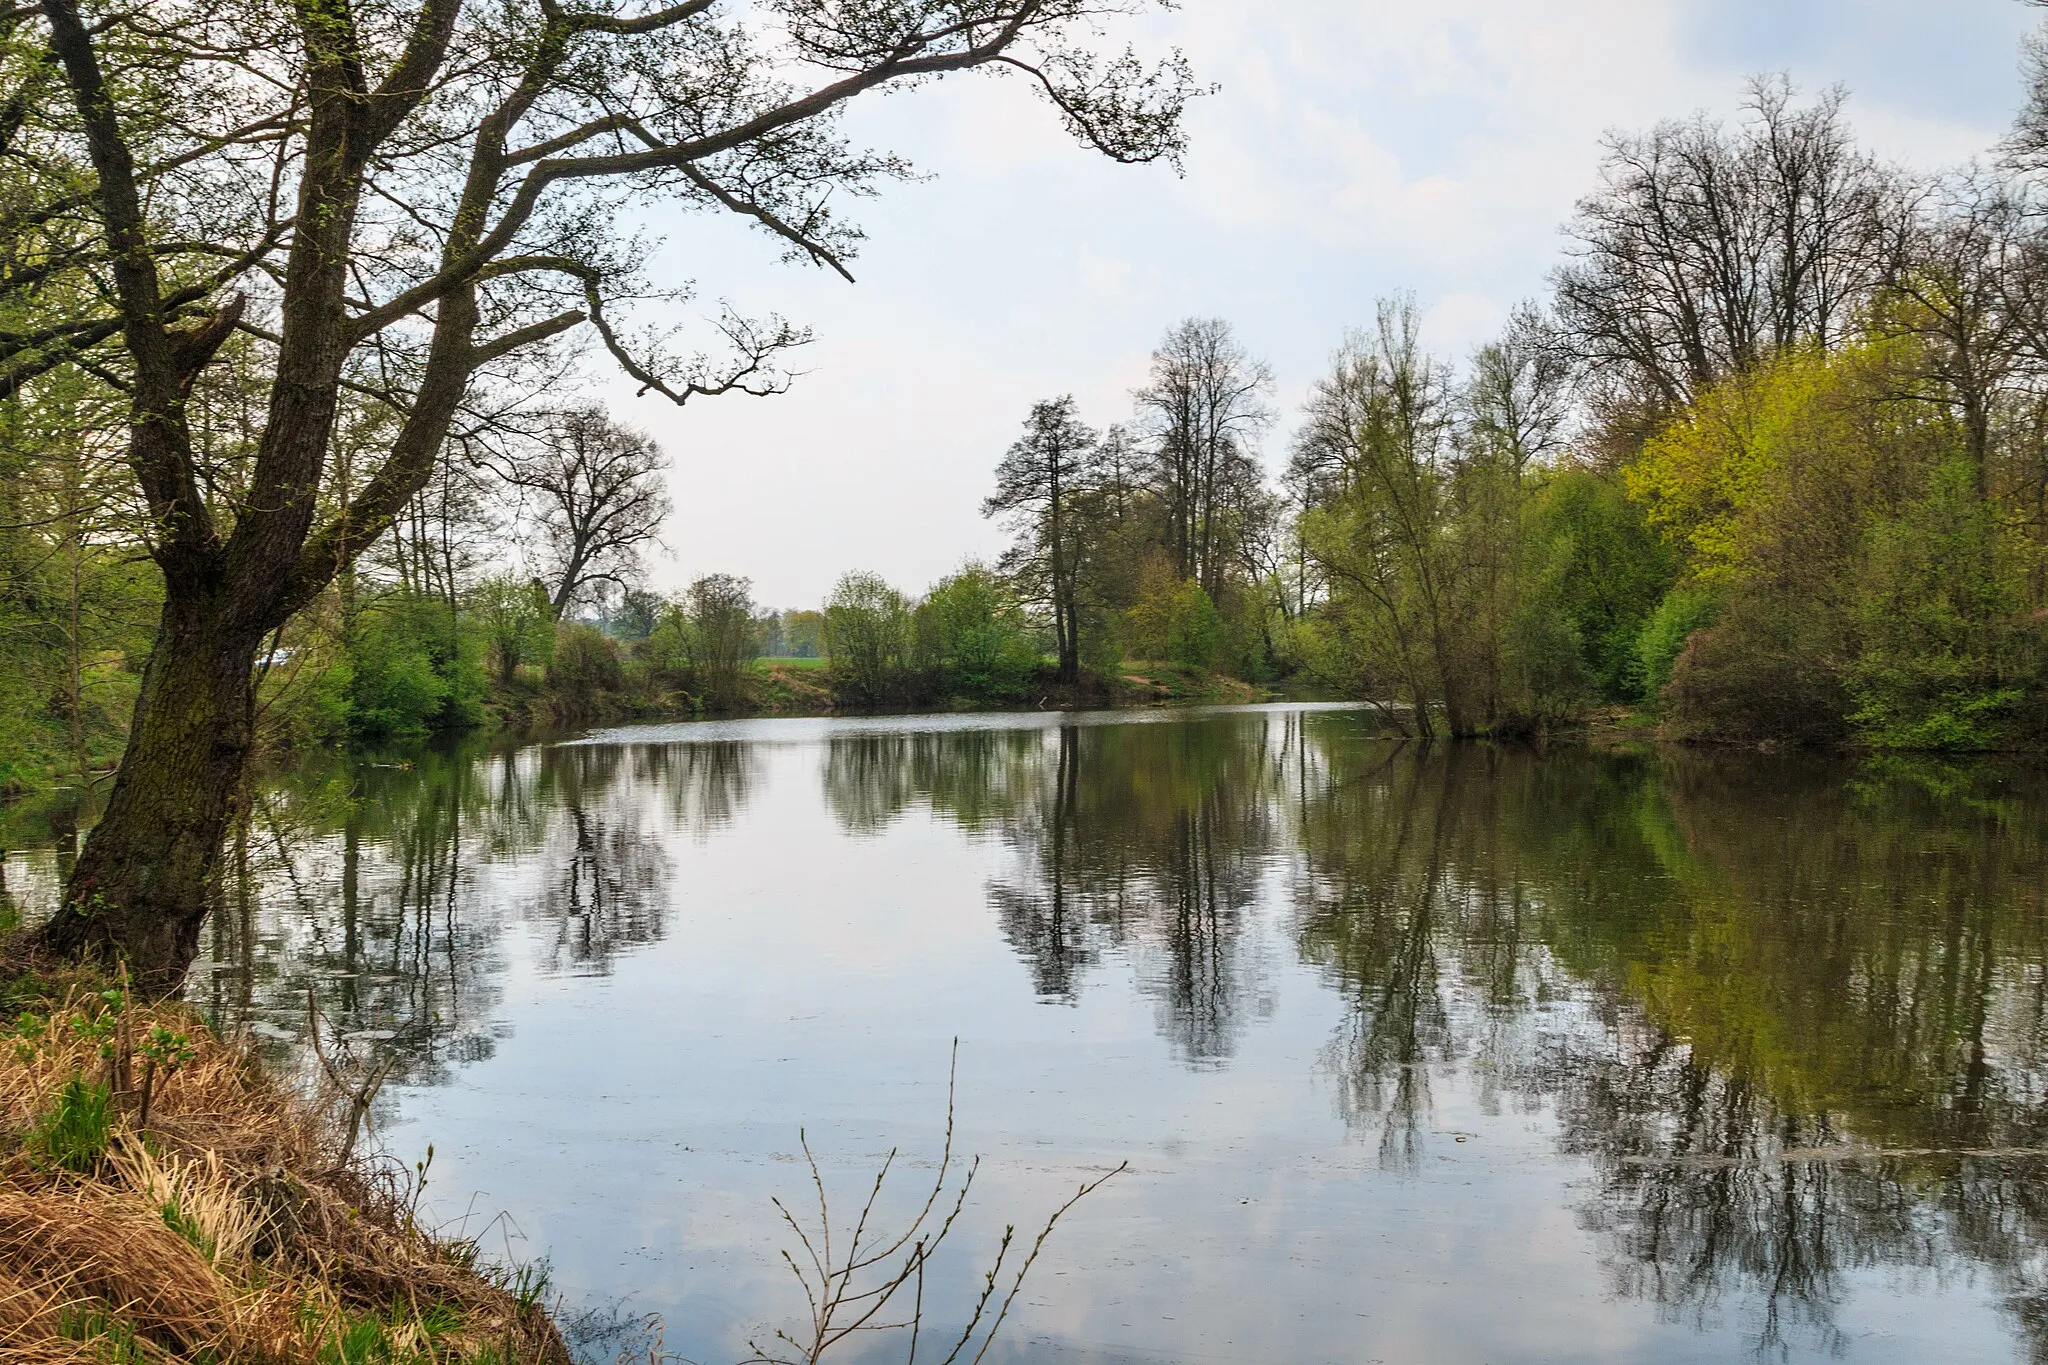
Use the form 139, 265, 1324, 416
1127, 563, 1226, 673
1848, 462, 2031, 750
1629, 344, 2044, 749
766, 609, 827, 659
141, 1023, 195, 1070
914, 566, 1039, 702
687, 574, 760, 711
608, 586, 661, 641
824, 571, 912, 707
57, 1306, 147, 1363
641, 600, 696, 678
317, 1315, 394, 1365
548, 622, 626, 699
0, 367, 158, 795
1662, 592, 1852, 745
470, 576, 554, 685
503, 1258, 553, 1312
1635, 588, 1724, 701
1522, 469, 1674, 699
27, 1073, 113, 1174
307, 591, 488, 743
635, 576, 761, 711
161, 1197, 216, 1259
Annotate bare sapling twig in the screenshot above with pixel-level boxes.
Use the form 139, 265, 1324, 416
305, 987, 396, 1167
739, 1042, 1126, 1365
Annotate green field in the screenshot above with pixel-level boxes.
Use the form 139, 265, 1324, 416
757, 656, 828, 670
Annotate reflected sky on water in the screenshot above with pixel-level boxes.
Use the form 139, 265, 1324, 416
6, 705, 2048, 1363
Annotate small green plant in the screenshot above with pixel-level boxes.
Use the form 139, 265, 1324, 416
162, 1196, 215, 1259
140, 1024, 196, 1069
409, 1299, 462, 1340
504, 1257, 552, 1313
136, 1022, 197, 1129
57, 1305, 145, 1362
316, 1314, 391, 1365
10, 1008, 46, 1061
27, 1073, 113, 1173
67, 986, 128, 1060
402, 1143, 434, 1235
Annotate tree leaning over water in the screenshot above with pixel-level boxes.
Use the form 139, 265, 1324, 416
21, 0, 1198, 991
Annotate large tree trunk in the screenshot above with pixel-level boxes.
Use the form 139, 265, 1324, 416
1053, 567, 1081, 686
36, 593, 264, 994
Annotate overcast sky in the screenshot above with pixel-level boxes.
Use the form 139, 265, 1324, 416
594, 0, 2044, 610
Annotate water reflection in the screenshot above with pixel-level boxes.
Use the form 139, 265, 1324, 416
185, 738, 746, 1081
10, 708, 2048, 1359
976, 719, 1285, 1062
1286, 736, 2048, 1358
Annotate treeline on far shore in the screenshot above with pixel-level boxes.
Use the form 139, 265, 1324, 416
17, 72, 2048, 803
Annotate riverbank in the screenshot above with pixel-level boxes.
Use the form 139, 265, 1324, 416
0, 961, 568, 1365
483, 658, 1268, 733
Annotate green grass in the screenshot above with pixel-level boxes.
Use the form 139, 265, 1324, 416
756, 656, 828, 670
58, 1306, 147, 1363
28, 1073, 113, 1173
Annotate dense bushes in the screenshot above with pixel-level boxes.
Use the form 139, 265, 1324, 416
1634, 589, 1723, 701
822, 566, 1043, 708
1126, 560, 1226, 673
914, 567, 1040, 702
1633, 348, 2048, 750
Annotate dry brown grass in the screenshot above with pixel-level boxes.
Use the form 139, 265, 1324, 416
0, 968, 568, 1364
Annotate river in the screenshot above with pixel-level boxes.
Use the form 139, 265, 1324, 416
6, 703, 2047, 1363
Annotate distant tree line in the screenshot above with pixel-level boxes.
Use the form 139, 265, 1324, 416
18, 71, 2048, 775
959, 73, 2048, 749
17, 37, 2048, 807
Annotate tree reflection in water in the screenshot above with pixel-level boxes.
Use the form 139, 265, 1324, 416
1292, 732, 2048, 1359
842, 716, 1288, 1064
138, 711, 2048, 1359
189, 735, 754, 1081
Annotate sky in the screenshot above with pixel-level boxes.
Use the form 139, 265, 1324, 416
591, 0, 2045, 610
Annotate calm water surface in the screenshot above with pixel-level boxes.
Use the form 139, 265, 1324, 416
8, 704, 2048, 1363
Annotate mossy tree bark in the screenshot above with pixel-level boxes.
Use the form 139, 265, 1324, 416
45, 602, 266, 992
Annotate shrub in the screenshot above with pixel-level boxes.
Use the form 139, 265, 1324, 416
1848, 461, 2030, 751
340, 592, 485, 740
1635, 588, 1725, 702
548, 622, 625, 699
471, 576, 554, 685
688, 574, 760, 711
1662, 592, 1850, 745
915, 566, 1038, 703
824, 571, 912, 707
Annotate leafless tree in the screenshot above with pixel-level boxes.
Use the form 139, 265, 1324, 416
1553, 76, 1910, 414
22, 0, 1199, 986
1463, 302, 1574, 475
495, 406, 670, 620
1133, 318, 1273, 598
2005, 4, 2048, 178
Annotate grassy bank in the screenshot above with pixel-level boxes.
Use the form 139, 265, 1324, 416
483, 655, 1267, 734
0, 964, 567, 1365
